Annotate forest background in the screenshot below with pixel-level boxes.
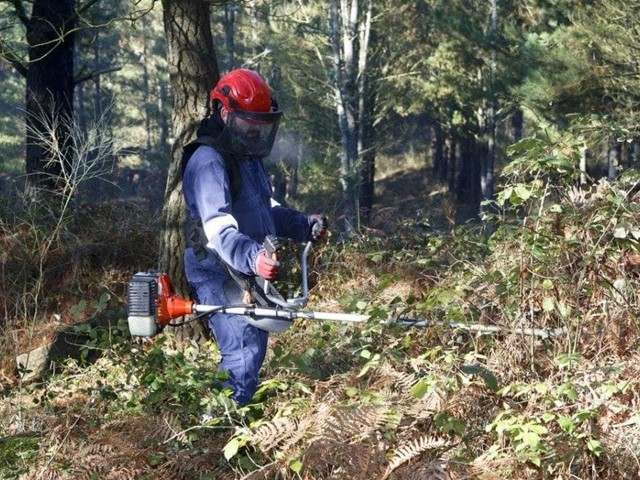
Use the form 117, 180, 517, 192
2, 0, 640, 479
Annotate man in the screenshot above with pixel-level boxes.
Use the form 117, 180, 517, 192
182, 69, 328, 405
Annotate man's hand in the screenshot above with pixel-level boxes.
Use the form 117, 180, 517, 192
308, 214, 329, 242
255, 249, 280, 280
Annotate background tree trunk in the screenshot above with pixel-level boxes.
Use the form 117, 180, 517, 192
329, 0, 375, 233
159, 0, 219, 342
25, 0, 76, 192
431, 121, 444, 181
356, 1, 376, 223
607, 142, 620, 180
481, 0, 498, 206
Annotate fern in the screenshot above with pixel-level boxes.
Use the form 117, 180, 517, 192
150, 413, 188, 444
390, 457, 452, 480
317, 405, 389, 443
383, 435, 449, 478
302, 438, 388, 480
249, 416, 302, 453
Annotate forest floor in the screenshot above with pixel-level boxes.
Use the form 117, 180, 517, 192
4, 147, 638, 479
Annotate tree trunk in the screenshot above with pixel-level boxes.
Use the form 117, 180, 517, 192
457, 135, 481, 218
223, 3, 237, 70
431, 120, 444, 181
607, 142, 620, 180
630, 140, 640, 168
511, 108, 523, 142
160, 0, 219, 342
330, 0, 358, 232
579, 145, 588, 185
447, 136, 456, 193
25, 0, 76, 192
357, 0, 376, 223
481, 0, 498, 205
329, 0, 376, 233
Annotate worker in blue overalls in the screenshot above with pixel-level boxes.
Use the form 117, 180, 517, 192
182, 69, 328, 405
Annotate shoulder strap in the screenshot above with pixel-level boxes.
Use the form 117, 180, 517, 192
181, 136, 242, 199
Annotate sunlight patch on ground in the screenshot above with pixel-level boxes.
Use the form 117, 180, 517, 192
375, 148, 429, 182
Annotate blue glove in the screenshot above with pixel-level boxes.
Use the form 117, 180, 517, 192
308, 214, 329, 242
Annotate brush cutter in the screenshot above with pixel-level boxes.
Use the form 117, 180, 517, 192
126, 237, 567, 339
127, 238, 372, 337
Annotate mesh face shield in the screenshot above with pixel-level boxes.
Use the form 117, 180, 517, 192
225, 109, 282, 158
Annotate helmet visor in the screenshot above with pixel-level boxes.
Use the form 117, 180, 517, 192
226, 109, 282, 157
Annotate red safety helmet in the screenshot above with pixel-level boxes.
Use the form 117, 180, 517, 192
210, 69, 276, 114
209, 69, 282, 157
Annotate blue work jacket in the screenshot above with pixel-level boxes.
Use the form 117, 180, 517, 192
182, 145, 310, 283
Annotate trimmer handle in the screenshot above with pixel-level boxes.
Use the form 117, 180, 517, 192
263, 235, 280, 261
262, 239, 312, 310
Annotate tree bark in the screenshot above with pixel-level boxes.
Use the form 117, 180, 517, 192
481, 0, 498, 206
25, 0, 76, 192
457, 135, 481, 217
160, 0, 219, 342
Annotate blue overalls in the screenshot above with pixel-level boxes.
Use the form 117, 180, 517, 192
182, 145, 309, 404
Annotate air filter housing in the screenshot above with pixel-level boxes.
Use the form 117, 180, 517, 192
127, 272, 159, 337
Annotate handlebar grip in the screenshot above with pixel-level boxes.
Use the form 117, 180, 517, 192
263, 235, 280, 260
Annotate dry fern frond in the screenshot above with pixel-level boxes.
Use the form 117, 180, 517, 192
390, 456, 451, 480
148, 412, 188, 444
158, 441, 231, 480
240, 461, 280, 480
303, 437, 387, 480
383, 435, 449, 478
249, 416, 304, 453
316, 404, 389, 443
405, 389, 445, 421
95, 413, 188, 446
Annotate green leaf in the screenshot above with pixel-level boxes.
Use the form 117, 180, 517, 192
411, 379, 429, 399
290, 460, 303, 473
614, 227, 628, 239
587, 439, 603, 456
460, 365, 500, 392
557, 415, 575, 434
541, 412, 556, 422
548, 204, 563, 213
515, 184, 533, 201
223, 438, 240, 460
370, 253, 383, 263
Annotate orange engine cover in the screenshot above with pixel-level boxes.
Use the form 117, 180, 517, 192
156, 274, 194, 325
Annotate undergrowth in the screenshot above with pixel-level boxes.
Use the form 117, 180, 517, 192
2, 116, 640, 479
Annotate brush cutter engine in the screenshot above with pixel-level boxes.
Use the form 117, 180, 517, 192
127, 272, 193, 337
